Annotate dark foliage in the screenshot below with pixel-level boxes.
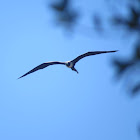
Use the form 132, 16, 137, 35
48, 0, 140, 135
50, 0, 78, 29
49, 0, 140, 96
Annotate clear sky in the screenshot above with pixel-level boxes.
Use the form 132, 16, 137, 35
0, 0, 139, 140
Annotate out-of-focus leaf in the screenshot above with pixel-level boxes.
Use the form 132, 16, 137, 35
138, 125, 140, 136
50, 0, 78, 29
112, 5, 140, 31
112, 16, 126, 26
55, 10, 78, 30
132, 83, 140, 95
113, 59, 134, 75
127, 11, 139, 30
135, 43, 140, 60
92, 14, 103, 32
51, 0, 69, 12
130, 6, 139, 21
58, 11, 78, 23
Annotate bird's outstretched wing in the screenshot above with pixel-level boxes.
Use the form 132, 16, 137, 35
72, 50, 118, 65
18, 61, 65, 79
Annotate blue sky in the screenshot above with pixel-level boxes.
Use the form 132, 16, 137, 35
0, 0, 140, 140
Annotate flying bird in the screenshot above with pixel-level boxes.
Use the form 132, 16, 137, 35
18, 50, 117, 79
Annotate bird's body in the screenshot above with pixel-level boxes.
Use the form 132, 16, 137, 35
65, 61, 74, 68
18, 50, 118, 79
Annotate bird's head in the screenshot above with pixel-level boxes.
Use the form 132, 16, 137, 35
65, 61, 71, 68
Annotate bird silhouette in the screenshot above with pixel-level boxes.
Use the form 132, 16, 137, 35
18, 50, 118, 79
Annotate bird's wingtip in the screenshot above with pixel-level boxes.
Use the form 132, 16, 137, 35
110, 50, 119, 53
17, 76, 23, 79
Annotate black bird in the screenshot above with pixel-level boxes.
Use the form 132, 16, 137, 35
18, 50, 117, 79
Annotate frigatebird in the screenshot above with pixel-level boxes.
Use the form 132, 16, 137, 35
18, 50, 117, 79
